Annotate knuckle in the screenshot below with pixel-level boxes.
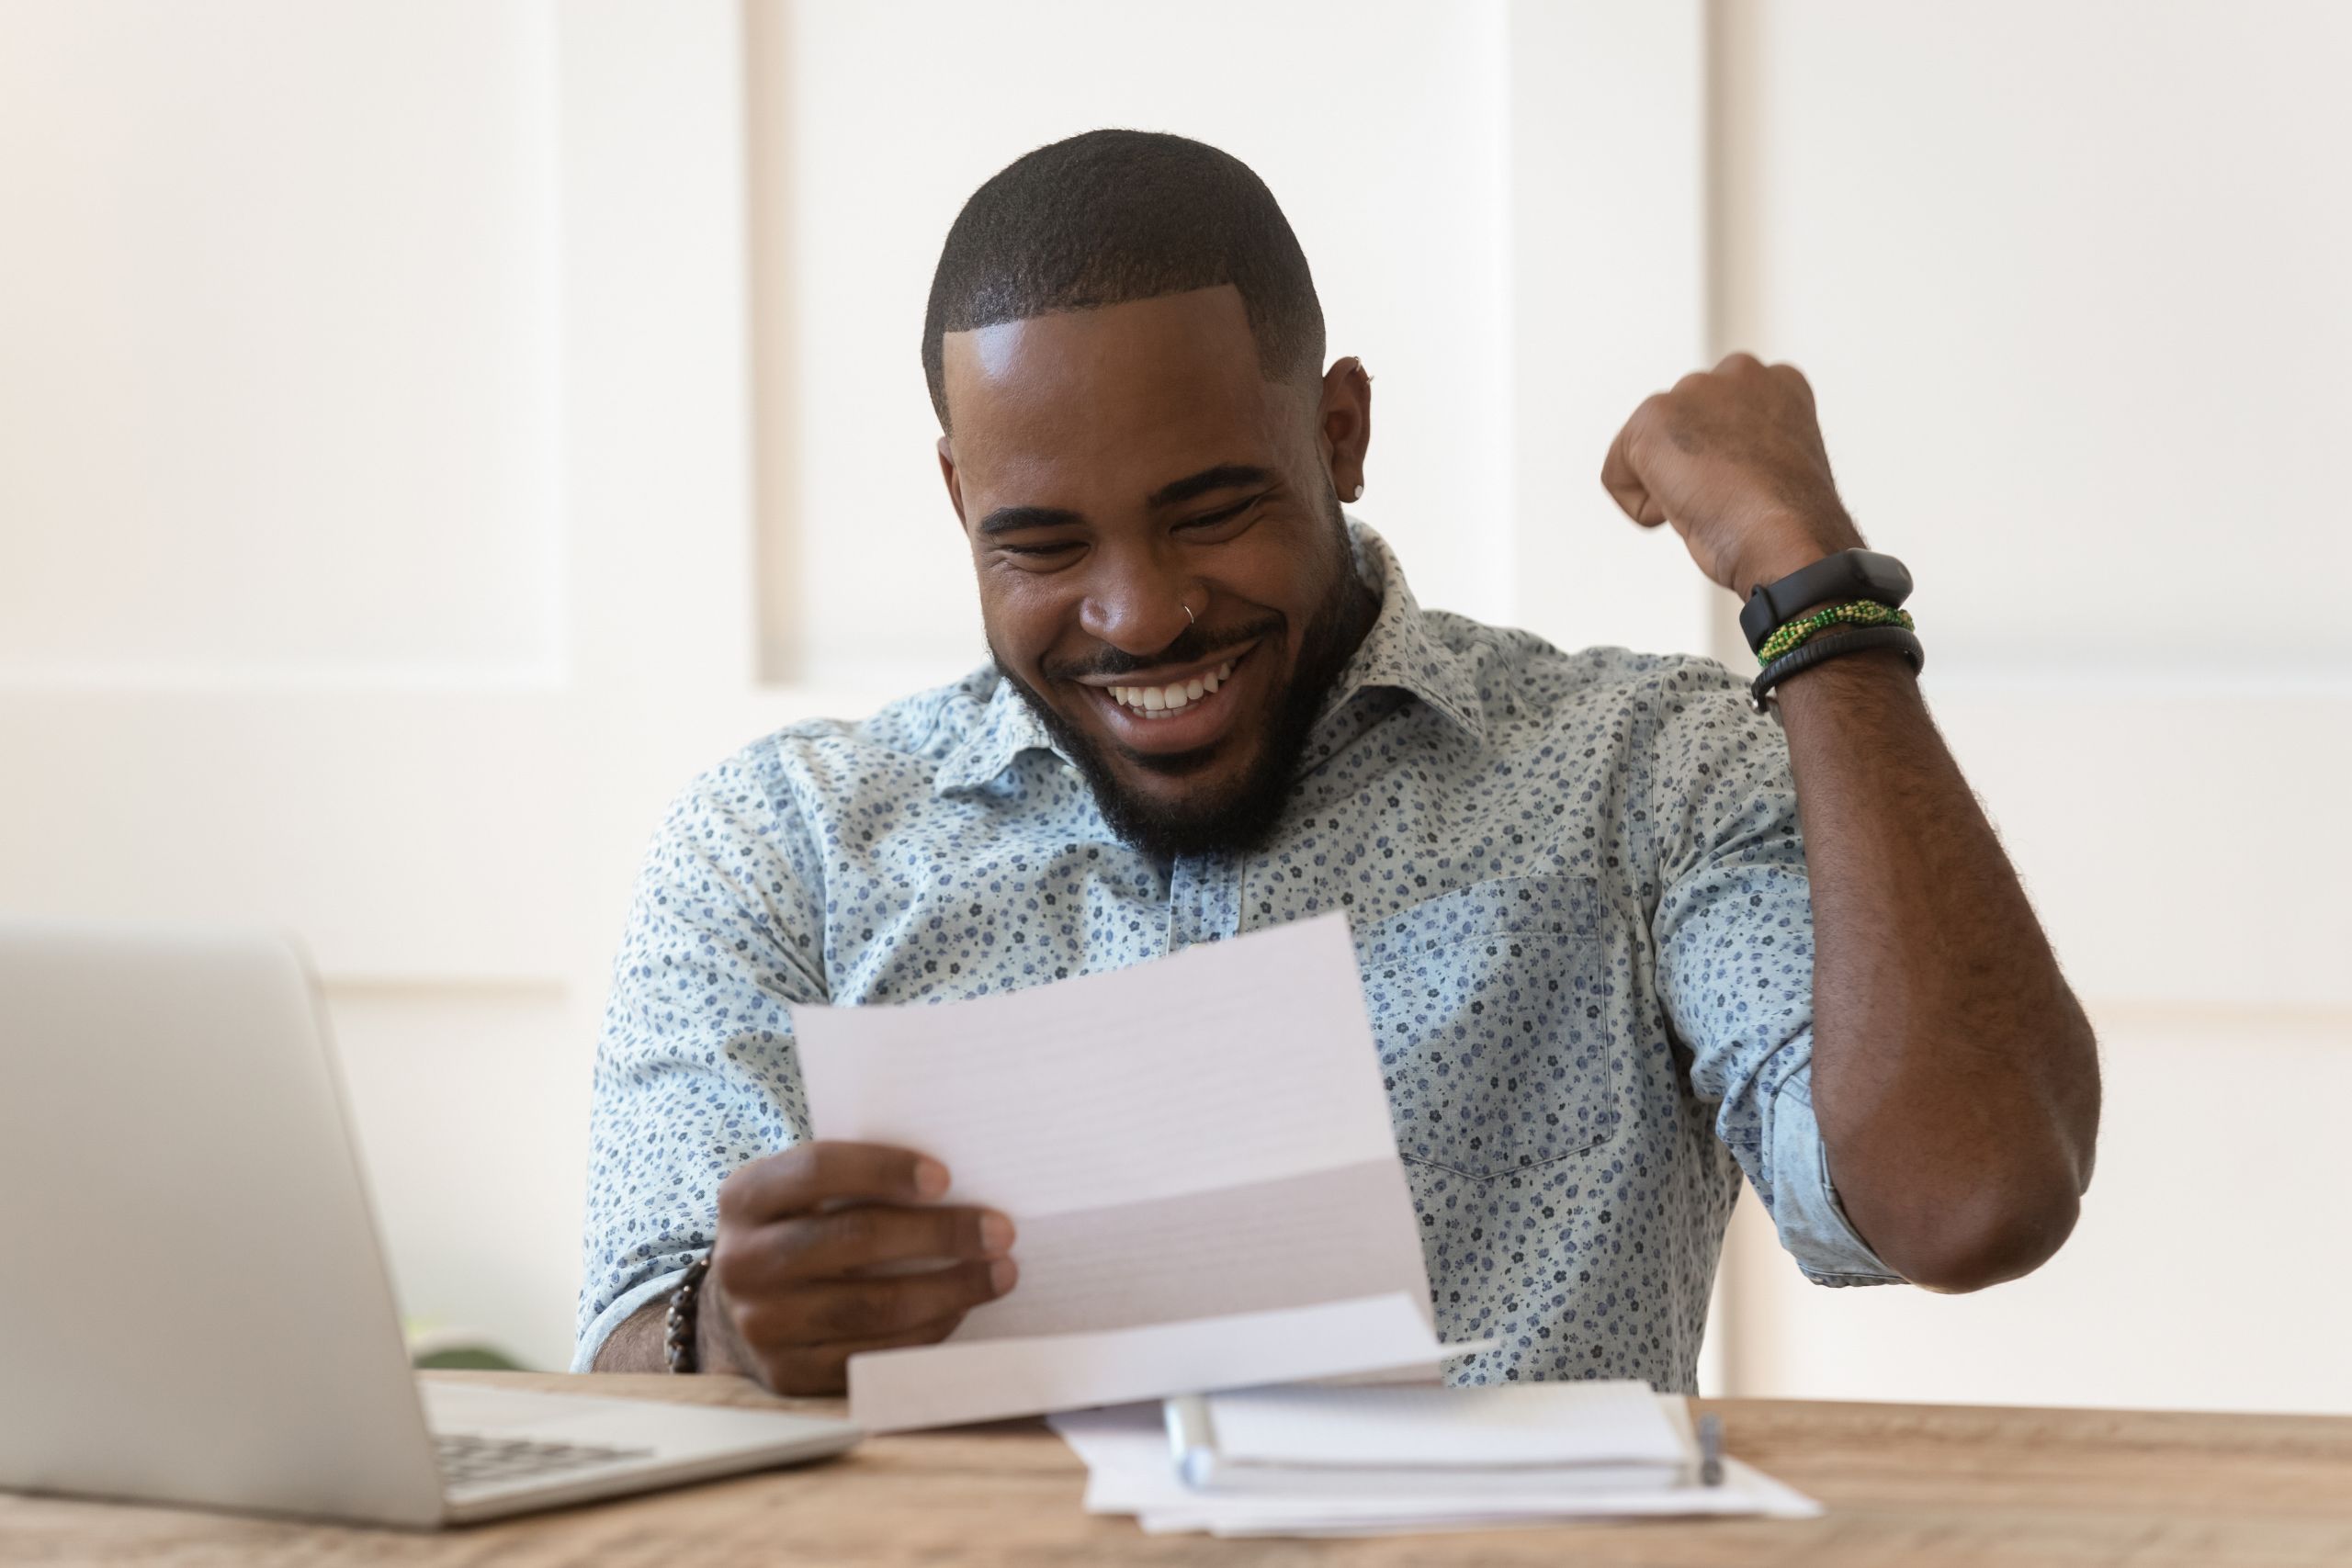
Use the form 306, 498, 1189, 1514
763, 1214, 825, 1273
811, 1282, 881, 1341
798, 1141, 842, 1190
708, 1229, 754, 1291
829, 1204, 888, 1257
715, 1162, 751, 1221
732, 1295, 791, 1351
867, 1283, 934, 1336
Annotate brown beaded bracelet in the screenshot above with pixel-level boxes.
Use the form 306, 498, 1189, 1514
665, 1251, 712, 1373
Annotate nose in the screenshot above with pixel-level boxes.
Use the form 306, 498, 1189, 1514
1077, 547, 1193, 657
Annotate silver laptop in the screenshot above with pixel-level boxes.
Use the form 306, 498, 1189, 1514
0, 919, 861, 1528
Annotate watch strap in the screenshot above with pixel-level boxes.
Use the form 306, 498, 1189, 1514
1739, 548, 1914, 653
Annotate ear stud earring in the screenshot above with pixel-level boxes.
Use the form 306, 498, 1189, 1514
1348, 481, 1365, 502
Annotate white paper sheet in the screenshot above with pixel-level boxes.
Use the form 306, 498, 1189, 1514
1051, 1399, 1823, 1537
850, 1292, 1453, 1435
793, 915, 1455, 1431
795, 913, 1408, 1217
1169, 1461, 1823, 1538
1206, 1380, 1687, 1468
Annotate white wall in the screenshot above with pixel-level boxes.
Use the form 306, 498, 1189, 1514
0, 2, 563, 682
758, 0, 1711, 690
1706, 0, 2352, 1414
0, 0, 805, 1368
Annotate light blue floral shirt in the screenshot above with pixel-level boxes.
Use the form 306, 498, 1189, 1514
575, 521, 1900, 1385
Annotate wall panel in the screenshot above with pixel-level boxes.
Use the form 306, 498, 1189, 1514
1704, 0, 2352, 1414
0, 0, 562, 681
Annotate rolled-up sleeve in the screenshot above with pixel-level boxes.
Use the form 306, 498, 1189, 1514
571, 747, 829, 1371
1644, 660, 1902, 1288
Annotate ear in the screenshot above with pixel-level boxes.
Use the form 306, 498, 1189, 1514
1316, 356, 1374, 502
936, 435, 967, 528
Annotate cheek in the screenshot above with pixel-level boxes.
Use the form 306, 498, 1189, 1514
979, 571, 1078, 670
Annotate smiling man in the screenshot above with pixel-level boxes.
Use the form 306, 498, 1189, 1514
578, 130, 2100, 1395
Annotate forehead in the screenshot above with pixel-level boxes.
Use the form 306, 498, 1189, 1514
941, 285, 1297, 495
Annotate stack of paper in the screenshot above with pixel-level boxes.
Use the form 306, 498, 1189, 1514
792, 916, 1489, 1432
1049, 1382, 1821, 1538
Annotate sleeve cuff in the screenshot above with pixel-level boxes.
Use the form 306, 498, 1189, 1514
1768, 1066, 1905, 1287
570, 1265, 690, 1373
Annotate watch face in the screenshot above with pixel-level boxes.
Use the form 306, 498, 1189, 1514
1858, 552, 1912, 601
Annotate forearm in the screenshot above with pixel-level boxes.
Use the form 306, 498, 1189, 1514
590, 1297, 671, 1372
1774, 640, 2100, 1291
588, 1284, 745, 1375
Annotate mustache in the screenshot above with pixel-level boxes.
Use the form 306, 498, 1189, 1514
1043, 613, 1283, 682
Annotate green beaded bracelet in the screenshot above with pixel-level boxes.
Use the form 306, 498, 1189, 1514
1755, 599, 1917, 664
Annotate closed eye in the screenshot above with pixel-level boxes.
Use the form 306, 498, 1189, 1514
1176, 494, 1267, 533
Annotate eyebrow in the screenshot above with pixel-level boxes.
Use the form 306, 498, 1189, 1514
975, 464, 1277, 538
976, 504, 1084, 537
1146, 463, 1276, 510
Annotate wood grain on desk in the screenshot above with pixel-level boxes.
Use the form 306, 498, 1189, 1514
4, 1371, 2349, 1567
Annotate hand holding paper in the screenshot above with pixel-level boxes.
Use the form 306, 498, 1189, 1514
700, 1139, 1019, 1393
790, 914, 1477, 1430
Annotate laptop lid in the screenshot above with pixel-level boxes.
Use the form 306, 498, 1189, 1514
0, 919, 446, 1527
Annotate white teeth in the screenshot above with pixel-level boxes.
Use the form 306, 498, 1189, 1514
1107, 655, 1243, 715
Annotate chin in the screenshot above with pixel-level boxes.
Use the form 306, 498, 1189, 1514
1114, 745, 1254, 798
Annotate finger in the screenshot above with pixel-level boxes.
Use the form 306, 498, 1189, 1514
755, 1312, 973, 1397
1600, 393, 1671, 526
747, 1258, 1017, 1347
718, 1141, 951, 1225
721, 1202, 1014, 1292
1770, 359, 1816, 407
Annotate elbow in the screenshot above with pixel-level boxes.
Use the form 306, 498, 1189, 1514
1885, 1175, 2082, 1294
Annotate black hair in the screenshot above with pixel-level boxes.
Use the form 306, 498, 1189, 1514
922, 130, 1325, 431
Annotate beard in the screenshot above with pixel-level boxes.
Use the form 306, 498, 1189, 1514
993, 515, 1374, 862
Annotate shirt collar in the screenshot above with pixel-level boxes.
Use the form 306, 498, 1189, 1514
1318, 519, 1487, 744
933, 517, 1484, 798
932, 675, 1067, 796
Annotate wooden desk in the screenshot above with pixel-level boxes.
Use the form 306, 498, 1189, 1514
5, 1371, 2348, 1566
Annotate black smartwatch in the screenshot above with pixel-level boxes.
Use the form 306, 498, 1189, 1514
1738, 548, 1914, 654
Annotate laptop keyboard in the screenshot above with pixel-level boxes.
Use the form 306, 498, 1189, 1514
435, 1430, 654, 1490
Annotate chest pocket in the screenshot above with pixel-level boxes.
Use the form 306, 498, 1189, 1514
1355, 874, 1617, 1183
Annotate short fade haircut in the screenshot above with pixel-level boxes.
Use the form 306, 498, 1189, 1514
922, 130, 1326, 432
